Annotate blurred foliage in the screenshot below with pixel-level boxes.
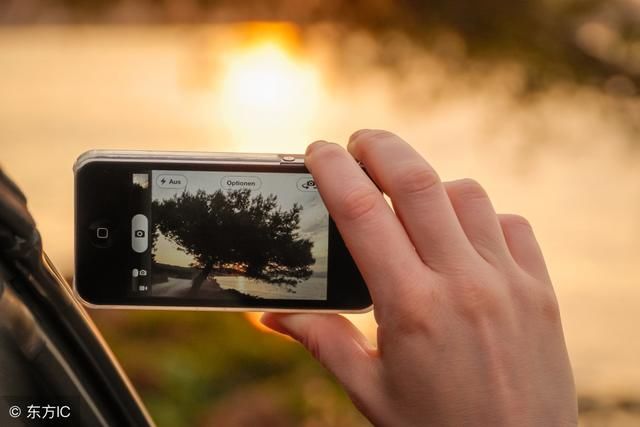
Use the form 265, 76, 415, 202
90, 310, 370, 426
1, 0, 639, 89
89, 311, 640, 426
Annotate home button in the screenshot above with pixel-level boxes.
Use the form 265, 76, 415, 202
96, 227, 109, 239
89, 220, 114, 248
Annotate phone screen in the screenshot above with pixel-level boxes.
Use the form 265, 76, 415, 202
130, 170, 329, 301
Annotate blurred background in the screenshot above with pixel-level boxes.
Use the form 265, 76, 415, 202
1, 1, 640, 426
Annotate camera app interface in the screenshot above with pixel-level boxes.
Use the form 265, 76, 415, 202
130, 170, 329, 301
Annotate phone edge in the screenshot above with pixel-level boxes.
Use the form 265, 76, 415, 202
72, 277, 373, 314
73, 150, 373, 314
74, 149, 305, 173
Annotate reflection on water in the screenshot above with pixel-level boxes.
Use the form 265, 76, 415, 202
1, 24, 639, 423
218, 275, 327, 300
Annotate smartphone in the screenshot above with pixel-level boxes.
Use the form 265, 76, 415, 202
73, 150, 372, 312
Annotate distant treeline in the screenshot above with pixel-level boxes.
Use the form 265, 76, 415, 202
1, 0, 638, 87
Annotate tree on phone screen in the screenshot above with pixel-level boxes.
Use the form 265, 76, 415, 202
152, 189, 315, 294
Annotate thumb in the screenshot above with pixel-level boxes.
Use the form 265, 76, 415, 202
261, 313, 380, 400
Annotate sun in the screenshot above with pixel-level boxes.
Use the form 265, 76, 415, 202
221, 42, 316, 113
217, 24, 322, 151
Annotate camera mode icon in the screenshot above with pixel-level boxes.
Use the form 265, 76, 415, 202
131, 214, 148, 253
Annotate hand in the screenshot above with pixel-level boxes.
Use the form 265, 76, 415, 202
261, 130, 577, 426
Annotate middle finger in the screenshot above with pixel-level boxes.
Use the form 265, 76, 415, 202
348, 130, 476, 272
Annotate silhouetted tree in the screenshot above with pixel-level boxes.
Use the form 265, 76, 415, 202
152, 189, 315, 294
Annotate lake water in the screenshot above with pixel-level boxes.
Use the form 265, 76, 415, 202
1, 25, 639, 423
152, 276, 327, 300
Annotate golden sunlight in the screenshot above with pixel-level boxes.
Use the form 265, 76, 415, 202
217, 24, 322, 151
244, 312, 279, 334
244, 312, 378, 344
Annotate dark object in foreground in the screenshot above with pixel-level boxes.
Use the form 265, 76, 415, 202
0, 168, 153, 426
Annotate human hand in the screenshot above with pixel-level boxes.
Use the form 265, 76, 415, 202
261, 130, 577, 426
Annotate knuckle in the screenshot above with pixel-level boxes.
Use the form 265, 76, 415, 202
537, 286, 561, 323
452, 178, 489, 202
452, 275, 503, 322
502, 214, 533, 232
505, 270, 534, 301
339, 186, 381, 222
507, 273, 561, 324
393, 163, 441, 197
391, 287, 442, 337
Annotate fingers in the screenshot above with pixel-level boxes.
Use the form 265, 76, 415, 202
261, 313, 380, 404
444, 179, 511, 265
347, 130, 475, 271
498, 214, 551, 282
305, 141, 426, 306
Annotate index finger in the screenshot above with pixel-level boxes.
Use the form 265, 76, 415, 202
305, 141, 426, 308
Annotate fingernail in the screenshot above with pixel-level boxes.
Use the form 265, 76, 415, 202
306, 140, 330, 156
349, 129, 371, 145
